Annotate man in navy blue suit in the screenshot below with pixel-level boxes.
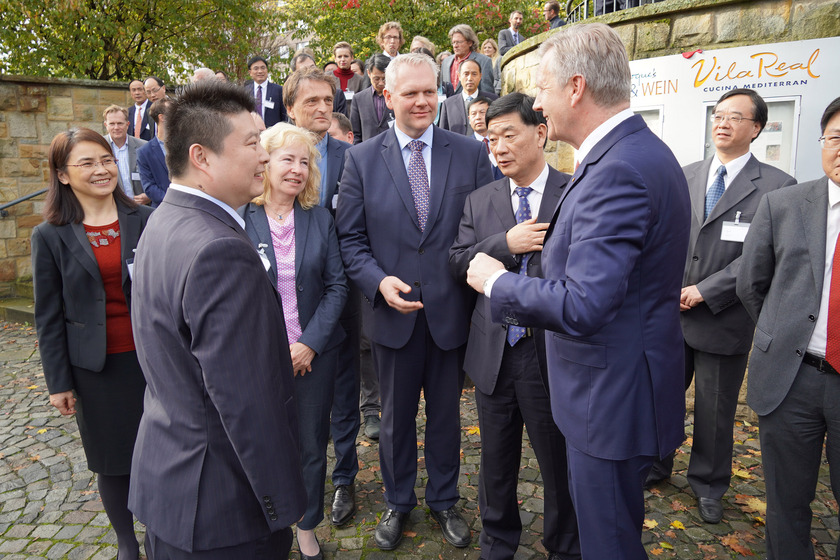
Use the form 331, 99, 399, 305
467, 23, 691, 559
245, 55, 287, 127
136, 98, 172, 207
336, 53, 493, 551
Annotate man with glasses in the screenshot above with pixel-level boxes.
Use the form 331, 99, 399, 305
646, 89, 795, 525
143, 76, 166, 103
102, 105, 150, 205
245, 55, 288, 127
441, 24, 495, 96
349, 54, 393, 144
543, 2, 565, 29
738, 96, 840, 560
377, 21, 404, 60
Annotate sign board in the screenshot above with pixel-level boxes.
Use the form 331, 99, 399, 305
629, 37, 840, 182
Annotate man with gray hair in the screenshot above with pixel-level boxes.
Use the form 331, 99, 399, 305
336, 52, 493, 551
440, 24, 495, 95
190, 67, 217, 83
465, 23, 691, 559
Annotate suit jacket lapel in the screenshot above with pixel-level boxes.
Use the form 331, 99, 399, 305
706, 154, 759, 224
58, 222, 102, 283
802, 177, 829, 294
686, 159, 710, 226
539, 167, 567, 223
293, 203, 309, 279
491, 179, 517, 230
381, 130, 421, 231
245, 203, 278, 286
424, 131, 451, 242
325, 137, 342, 203
118, 205, 141, 292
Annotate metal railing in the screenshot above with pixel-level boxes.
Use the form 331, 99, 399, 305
0, 189, 47, 218
566, 0, 665, 23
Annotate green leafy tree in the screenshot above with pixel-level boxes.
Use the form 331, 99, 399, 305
278, 0, 546, 65
0, 0, 282, 82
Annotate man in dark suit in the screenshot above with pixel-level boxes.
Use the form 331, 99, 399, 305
498, 11, 525, 56
291, 53, 349, 117
543, 1, 566, 29
467, 97, 504, 181
466, 23, 690, 559
245, 55, 287, 127
439, 60, 499, 136
737, 97, 840, 560
450, 92, 580, 560
129, 79, 306, 559
336, 53, 493, 551
103, 105, 150, 205
646, 89, 796, 524
441, 24, 495, 95
136, 98, 172, 207
127, 79, 153, 141
350, 54, 393, 144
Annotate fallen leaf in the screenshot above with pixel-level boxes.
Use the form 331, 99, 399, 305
466, 426, 480, 435
720, 534, 754, 556
403, 530, 417, 537
670, 500, 688, 512
650, 548, 664, 556
37, 429, 47, 434
670, 520, 685, 530
664, 530, 676, 538
659, 542, 673, 550
732, 468, 752, 479
754, 516, 765, 525
27, 385, 38, 389
359, 440, 371, 447
734, 494, 766, 515
643, 519, 658, 529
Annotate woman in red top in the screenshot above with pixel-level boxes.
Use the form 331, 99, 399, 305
32, 128, 153, 560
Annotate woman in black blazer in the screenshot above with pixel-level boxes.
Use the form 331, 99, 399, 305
243, 123, 348, 560
32, 128, 153, 560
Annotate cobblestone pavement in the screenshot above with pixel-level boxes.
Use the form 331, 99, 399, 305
0, 320, 837, 559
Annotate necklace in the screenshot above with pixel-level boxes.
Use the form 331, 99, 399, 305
268, 203, 293, 222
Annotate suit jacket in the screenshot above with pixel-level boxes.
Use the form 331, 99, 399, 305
450, 166, 569, 394
336, 125, 494, 350
350, 86, 394, 144
438, 92, 499, 136
440, 52, 496, 96
106, 134, 148, 197
322, 135, 350, 211
490, 114, 691, 460
498, 28, 523, 56
243, 203, 348, 354
681, 155, 795, 355
136, 136, 169, 207
244, 80, 288, 127
737, 177, 830, 416
129, 189, 306, 551
128, 102, 154, 141
32, 202, 153, 393
549, 15, 566, 29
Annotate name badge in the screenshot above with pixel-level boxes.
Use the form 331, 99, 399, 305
388, 119, 395, 128
131, 172, 141, 181
126, 258, 135, 281
332, 194, 339, 209
721, 221, 750, 242
257, 244, 271, 271
264, 99, 275, 109
438, 94, 447, 104
344, 90, 354, 101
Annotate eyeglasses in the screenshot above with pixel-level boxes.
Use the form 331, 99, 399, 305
383, 35, 400, 41
820, 135, 840, 150
710, 113, 757, 125
66, 158, 118, 170
145, 85, 162, 95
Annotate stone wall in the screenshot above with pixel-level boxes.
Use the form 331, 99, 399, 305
0, 76, 132, 296
501, 0, 840, 172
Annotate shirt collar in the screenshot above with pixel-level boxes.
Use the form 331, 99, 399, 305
510, 163, 549, 195
462, 90, 478, 102
109, 138, 128, 152
473, 131, 486, 142
829, 178, 840, 208
575, 108, 634, 165
168, 183, 246, 229
394, 123, 434, 151
316, 133, 329, 157
711, 151, 752, 183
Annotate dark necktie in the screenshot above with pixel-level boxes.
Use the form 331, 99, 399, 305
826, 231, 840, 371
514, 32, 520, 45
507, 186, 533, 346
407, 140, 429, 231
255, 85, 263, 117
704, 165, 727, 220
374, 93, 384, 122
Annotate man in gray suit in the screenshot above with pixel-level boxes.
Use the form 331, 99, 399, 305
646, 89, 795, 524
350, 54, 394, 144
498, 11, 524, 56
450, 92, 580, 560
737, 97, 840, 560
103, 105, 150, 205
129, 79, 306, 559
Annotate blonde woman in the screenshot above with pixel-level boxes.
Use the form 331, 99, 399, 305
243, 123, 349, 560
481, 38, 502, 94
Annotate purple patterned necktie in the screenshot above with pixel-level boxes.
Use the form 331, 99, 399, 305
255, 84, 263, 117
507, 186, 533, 346
407, 140, 429, 231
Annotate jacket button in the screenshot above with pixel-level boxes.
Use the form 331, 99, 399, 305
796, 349, 803, 356
809, 314, 816, 321
270, 514, 278, 521
298, 285, 303, 291
692, 256, 699, 261
414, 281, 420, 287
418, 248, 424, 254
263, 496, 271, 503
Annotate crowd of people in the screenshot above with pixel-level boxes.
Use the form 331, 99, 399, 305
30, 12, 840, 560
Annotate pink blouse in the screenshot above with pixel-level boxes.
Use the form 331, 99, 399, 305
268, 211, 303, 345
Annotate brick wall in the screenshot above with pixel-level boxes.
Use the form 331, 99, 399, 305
0, 76, 131, 296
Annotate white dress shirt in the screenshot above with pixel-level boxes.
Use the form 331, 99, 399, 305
394, 124, 433, 181
706, 151, 752, 193
169, 184, 245, 229
807, 178, 840, 357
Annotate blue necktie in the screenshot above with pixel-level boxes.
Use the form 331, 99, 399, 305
704, 165, 726, 220
506, 186, 533, 346
407, 140, 429, 231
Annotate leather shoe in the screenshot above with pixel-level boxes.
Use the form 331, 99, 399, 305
375, 508, 408, 550
299, 534, 322, 560
430, 506, 470, 548
698, 497, 723, 524
364, 415, 381, 440
644, 470, 669, 489
330, 484, 355, 526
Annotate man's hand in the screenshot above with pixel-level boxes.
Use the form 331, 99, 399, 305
134, 193, 151, 205
467, 252, 505, 294
506, 217, 549, 254
680, 285, 704, 311
49, 391, 76, 416
378, 276, 424, 314
289, 342, 316, 376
